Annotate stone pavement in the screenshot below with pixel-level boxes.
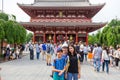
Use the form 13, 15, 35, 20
0, 53, 120, 80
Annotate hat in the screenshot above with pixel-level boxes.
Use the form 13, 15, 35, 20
62, 42, 68, 48
80, 44, 84, 49
57, 47, 62, 52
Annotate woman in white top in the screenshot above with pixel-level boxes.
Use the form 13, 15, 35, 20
113, 47, 120, 69
102, 46, 110, 74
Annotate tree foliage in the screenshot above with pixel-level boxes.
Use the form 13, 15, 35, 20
26, 33, 33, 43
0, 19, 5, 40
0, 12, 8, 21
0, 12, 27, 44
88, 19, 120, 47
5, 21, 27, 44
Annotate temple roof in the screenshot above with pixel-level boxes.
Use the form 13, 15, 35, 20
34, 0, 89, 2
33, 2, 90, 7
20, 22, 106, 32
18, 1, 101, 7
18, 0, 105, 8
17, 0, 105, 18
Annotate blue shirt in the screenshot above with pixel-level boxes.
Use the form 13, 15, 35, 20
53, 58, 66, 77
42, 44, 46, 51
36, 44, 40, 53
62, 54, 68, 62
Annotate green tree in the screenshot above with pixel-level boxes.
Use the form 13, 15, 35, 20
13, 22, 26, 44
88, 34, 97, 44
0, 12, 8, 21
5, 20, 27, 45
88, 19, 120, 47
0, 12, 27, 54
0, 19, 5, 40
5, 20, 15, 44
0, 19, 5, 53
26, 33, 33, 43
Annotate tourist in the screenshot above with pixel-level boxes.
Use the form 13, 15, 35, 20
109, 46, 115, 67
52, 47, 66, 80
102, 46, 110, 74
61, 42, 68, 61
93, 44, 102, 72
113, 46, 120, 69
29, 43, 34, 60
41, 42, 47, 60
19, 44, 25, 59
9, 49, 16, 60
46, 41, 53, 66
5, 44, 11, 61
15, 46, 20, 59
79, 44, 84, 63
36, 42, 41, 60
66, 45, 81, 80
61, 41, 68, 80
83, 44, 89, 61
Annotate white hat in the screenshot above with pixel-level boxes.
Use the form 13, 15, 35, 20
62, 42, 68, 48
80, 44, 84, 49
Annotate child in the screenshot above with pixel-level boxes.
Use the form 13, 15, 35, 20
52, 47, 66, 80
88, 51, 93, 62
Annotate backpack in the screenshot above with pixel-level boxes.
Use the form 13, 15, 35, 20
29, 44, 33, 51
42, 44, 46, 51
47, 44, 51, 53
21, 45, 25, 51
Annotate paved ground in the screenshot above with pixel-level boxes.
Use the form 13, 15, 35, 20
0, 52, 120, 80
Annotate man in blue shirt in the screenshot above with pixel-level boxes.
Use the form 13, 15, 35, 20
41, 42, 47, 60
36, 43, 40, 60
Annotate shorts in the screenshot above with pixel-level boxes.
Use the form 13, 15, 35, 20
42, 51, 46, 55
53, 73, 64, 80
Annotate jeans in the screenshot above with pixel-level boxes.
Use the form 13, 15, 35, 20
67, 72, 78, 80
84, 53, 88, 61
36, 52, 40, 59
93, 58, 101, 72
115, 58, 119, 66
102, 60, 109, 73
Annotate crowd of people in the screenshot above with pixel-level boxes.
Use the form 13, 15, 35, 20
1, 40, 120, 80
2, 44, 25, 61
27, 40, 120, 80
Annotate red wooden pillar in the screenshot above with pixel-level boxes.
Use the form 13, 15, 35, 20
65, 33, 67, 41
86, 32, 88, 45
33, 32, 35, 43
54, 33, 56, 43
76, 32, 78, 43
43, 33, 46, 43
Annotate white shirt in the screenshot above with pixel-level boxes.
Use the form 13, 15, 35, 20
102, 50, 110, 60
114, 50, 120, 58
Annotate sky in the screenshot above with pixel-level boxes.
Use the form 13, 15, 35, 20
0, 0, 120, 22
0, 0, 120, 33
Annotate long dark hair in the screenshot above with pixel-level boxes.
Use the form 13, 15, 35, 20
68, 45, 77, 56
103, 46, 109, 55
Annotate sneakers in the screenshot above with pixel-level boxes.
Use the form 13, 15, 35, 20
47, 63, 52, 66
50, 75, 53, 78
48, 63, 52, 66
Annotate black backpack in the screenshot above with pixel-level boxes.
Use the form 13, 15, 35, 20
21, 45, 25, 51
